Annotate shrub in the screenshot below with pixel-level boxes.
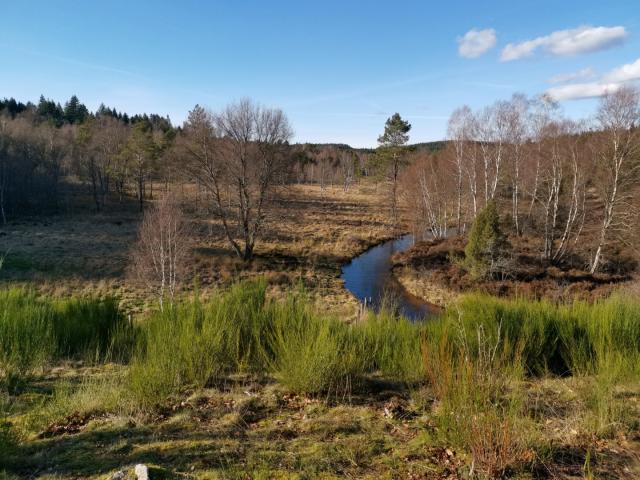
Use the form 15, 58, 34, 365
0, 289, 130, 384
358, 307, 424, 383
270, 298, 367, 394
127, 281, 427, 402
464, 200, 510, 279
128, 281, 276, 406
422, 315, 528, 477
0, 289, 54, 381
425, 293, 640, 453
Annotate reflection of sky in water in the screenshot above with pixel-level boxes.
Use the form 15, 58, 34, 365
341, 234, 436, 321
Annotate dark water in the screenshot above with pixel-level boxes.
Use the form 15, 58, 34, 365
340, 234, 439, 321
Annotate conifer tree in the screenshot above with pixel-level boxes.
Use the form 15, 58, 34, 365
376, 113, 411, 228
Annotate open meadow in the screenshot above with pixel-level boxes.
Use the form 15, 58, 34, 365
0, 183, 392, 317
3, 4, 640, 477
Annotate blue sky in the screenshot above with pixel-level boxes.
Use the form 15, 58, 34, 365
1, 0, 639, 147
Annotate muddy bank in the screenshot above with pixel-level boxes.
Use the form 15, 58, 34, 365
391, 235, 631, 305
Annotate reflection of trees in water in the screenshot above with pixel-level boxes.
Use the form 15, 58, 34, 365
380, 280, 429, 321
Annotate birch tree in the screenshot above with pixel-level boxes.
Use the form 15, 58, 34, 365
590, 86, 640, 273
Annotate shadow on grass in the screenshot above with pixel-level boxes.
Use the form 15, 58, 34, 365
10, 423, 245, 478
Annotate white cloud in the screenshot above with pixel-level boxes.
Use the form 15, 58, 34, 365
545, 82, 622, 101
548, 67, 596, 84
501, 25, 627, 62
603, 58, 640, 83
457, 28, 497, 59
546, 57, 640, 101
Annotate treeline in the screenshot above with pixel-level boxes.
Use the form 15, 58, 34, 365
401, 87, 640, 273
0, 94, 386, 223
0, 94, 176, 220
0, 95, 172, 128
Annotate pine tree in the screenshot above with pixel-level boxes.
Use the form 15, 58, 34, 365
376, 113, 411, 228
64, 95, 88, 124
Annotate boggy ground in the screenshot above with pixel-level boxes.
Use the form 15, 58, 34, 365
5, 365, 640, 479
0, 183, 393, 317
392, 235, 634, 307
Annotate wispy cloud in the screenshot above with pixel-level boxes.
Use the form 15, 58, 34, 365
0, 44, 141, 78
546, 57, 640, 101
282, 69, 468, 109
548, 67, 596, 84
501, 25, 627, 62
545, 82, 622, 101
457, 29, 497, 59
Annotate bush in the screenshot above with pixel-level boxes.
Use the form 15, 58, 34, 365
0, 289, 131, 384
127, 281, 427, 404
270, 297, 368, 394
128, 281, 277, 406
358, 307, 424, 383
464, 200, 510, 279
425, 293, 640, 452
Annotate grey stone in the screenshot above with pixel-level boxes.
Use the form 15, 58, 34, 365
135, 464, 149, 480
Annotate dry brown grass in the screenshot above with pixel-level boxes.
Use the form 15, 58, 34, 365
0, 182, 394, 316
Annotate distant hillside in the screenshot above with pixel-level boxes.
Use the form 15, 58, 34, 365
294, 140, 448, 154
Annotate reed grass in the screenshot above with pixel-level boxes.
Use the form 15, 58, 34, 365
0, 288, 131, 386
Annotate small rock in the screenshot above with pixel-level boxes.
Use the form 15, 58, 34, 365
135, 464, 149, 480
110, 471, 126, 480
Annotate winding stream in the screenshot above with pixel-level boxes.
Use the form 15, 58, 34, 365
341, 234, 439, 320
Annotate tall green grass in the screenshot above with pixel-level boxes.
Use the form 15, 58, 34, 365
128, 281, 278, 405
432, 294, 640, 378
0, 289, 131, 384
127, 284, 640, 409
127, 280, 426, 406
422, 293, 640, 468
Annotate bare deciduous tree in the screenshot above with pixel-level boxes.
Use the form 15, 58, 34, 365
477, 102, 508, 205
503, 94, 530, 236
590, 86, 640, 273
447, 106, 475, 233
401, 151, 456, 240
533, 120, 588, 262
129, 194, 191, 310
181, 99, 293, 260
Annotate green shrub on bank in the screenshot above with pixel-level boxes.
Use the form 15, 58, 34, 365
434, 294, 640, 378
359, 307, 424, 383
426, 293, 640, 447
270, 296, 368, 393
464, 200, 510, 279
127, 282, 640, 408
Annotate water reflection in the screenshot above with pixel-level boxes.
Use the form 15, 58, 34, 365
341, 234, 438, 321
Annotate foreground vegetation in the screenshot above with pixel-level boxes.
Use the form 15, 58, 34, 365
2, 282, 640, 478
